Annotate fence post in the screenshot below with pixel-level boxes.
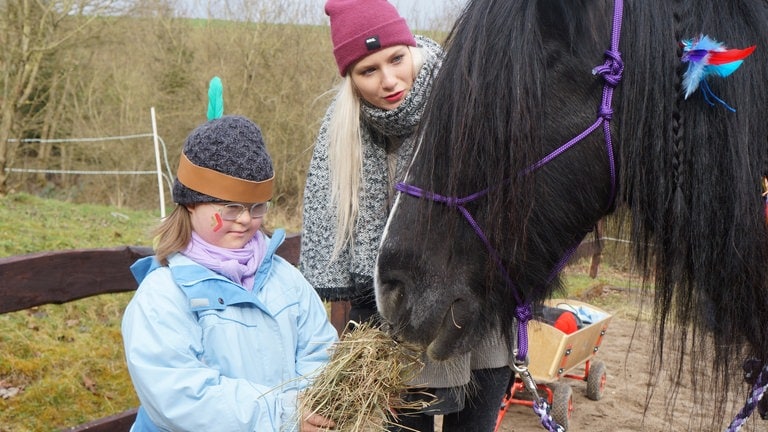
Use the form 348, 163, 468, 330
151, 107, 166, 218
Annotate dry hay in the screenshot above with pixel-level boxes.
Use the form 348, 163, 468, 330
300, 322, 435, 431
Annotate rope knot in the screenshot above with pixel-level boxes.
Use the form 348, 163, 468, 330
515, 304, 533, 323
598, 106, 613, 121
592, 49, 624, 87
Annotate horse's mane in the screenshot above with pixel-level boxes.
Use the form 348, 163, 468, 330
412, 0, 768, 420
618, 0, 768, 403
415, 0, 610, 293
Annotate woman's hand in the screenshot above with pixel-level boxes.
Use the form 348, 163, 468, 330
301, 413, 336, 431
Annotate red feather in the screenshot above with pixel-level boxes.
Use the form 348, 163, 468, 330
708, 45, 756, 65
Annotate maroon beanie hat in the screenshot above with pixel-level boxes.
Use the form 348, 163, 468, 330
325, 0, 417, 76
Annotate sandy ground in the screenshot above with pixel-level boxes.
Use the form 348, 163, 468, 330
493, 289, 765, 432
438, 287, 766, 432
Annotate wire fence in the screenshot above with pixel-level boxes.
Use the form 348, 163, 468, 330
4, 108, 173, 217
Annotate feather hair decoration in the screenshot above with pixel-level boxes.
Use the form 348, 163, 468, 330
207, 76, 224, 121
680, 34, 756, 112
763, 176, 768, 225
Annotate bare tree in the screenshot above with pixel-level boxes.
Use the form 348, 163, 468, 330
0, 0, 129, 193
0, 0, 342, 213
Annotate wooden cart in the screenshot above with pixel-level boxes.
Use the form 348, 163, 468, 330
495, 299, 612, 431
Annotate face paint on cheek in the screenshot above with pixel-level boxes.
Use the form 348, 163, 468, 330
211, 213, 223, 232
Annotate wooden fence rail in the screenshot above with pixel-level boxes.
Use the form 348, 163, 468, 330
0, 234, 301, 431
0, 230, 600, 430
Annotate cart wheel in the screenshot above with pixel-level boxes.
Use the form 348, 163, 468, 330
586, 360, 607, 401
551, 383, 573, 430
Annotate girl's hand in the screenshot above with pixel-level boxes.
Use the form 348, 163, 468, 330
301, 413, 336, 431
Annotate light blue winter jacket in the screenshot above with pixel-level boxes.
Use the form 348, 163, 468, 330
122, 229, 338, 432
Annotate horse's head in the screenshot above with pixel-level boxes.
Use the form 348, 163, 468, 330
375, 0, 616, 360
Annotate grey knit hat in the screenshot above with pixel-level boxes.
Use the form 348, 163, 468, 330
172, 115, 274, 205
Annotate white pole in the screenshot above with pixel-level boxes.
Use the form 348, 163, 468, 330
151, 107, 166, 218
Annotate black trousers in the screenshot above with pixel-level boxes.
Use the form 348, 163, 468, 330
388, 367, 512, 432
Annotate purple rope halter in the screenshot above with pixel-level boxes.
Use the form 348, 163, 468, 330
395, 1, 624, 430
395, 0, 623, 364
726, 363, 768, 431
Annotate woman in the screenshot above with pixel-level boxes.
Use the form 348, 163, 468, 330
300, 1, 512, 431
122, 110, 337, 432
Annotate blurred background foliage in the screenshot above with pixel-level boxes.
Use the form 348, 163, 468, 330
0, 0, 456, 226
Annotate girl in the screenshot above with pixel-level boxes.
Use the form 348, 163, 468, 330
122, 114, 337, 431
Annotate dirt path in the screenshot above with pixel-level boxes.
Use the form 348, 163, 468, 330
492, 290, 764, 432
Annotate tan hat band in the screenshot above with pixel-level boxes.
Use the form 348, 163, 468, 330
176, 153, 274, 203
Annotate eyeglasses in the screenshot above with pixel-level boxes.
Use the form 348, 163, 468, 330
212, 202, 270, 221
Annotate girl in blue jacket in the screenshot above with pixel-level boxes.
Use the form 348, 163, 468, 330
122, 113, 338, 431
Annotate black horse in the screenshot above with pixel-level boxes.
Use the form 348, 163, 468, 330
375, 0, 768, 424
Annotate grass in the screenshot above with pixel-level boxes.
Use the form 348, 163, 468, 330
0, 193, 157, 432
0, 193, 302, 432
0, 193, 640, 431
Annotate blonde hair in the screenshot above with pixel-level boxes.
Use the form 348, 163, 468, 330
153, 205, 194, 265
328, 46, 424, 256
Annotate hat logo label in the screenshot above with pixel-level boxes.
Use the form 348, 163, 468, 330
365, 36, 381, 51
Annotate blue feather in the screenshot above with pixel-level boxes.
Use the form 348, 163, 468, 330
693, 35, 723, 51
680, 34, 756, 111
682, 62, 706, 99
207, 76, 224, 121
709, 61, 744, 78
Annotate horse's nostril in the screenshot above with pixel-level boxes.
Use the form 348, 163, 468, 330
379, 276, 403, 299
376, 269, 414, 309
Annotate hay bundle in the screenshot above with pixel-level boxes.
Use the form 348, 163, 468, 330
300, 322, 434, 431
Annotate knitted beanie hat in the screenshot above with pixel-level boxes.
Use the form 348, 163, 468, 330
172, 115, 274, 205
325, 0, 416, 76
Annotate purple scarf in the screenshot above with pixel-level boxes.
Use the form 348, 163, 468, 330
182, 231, 267, 291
